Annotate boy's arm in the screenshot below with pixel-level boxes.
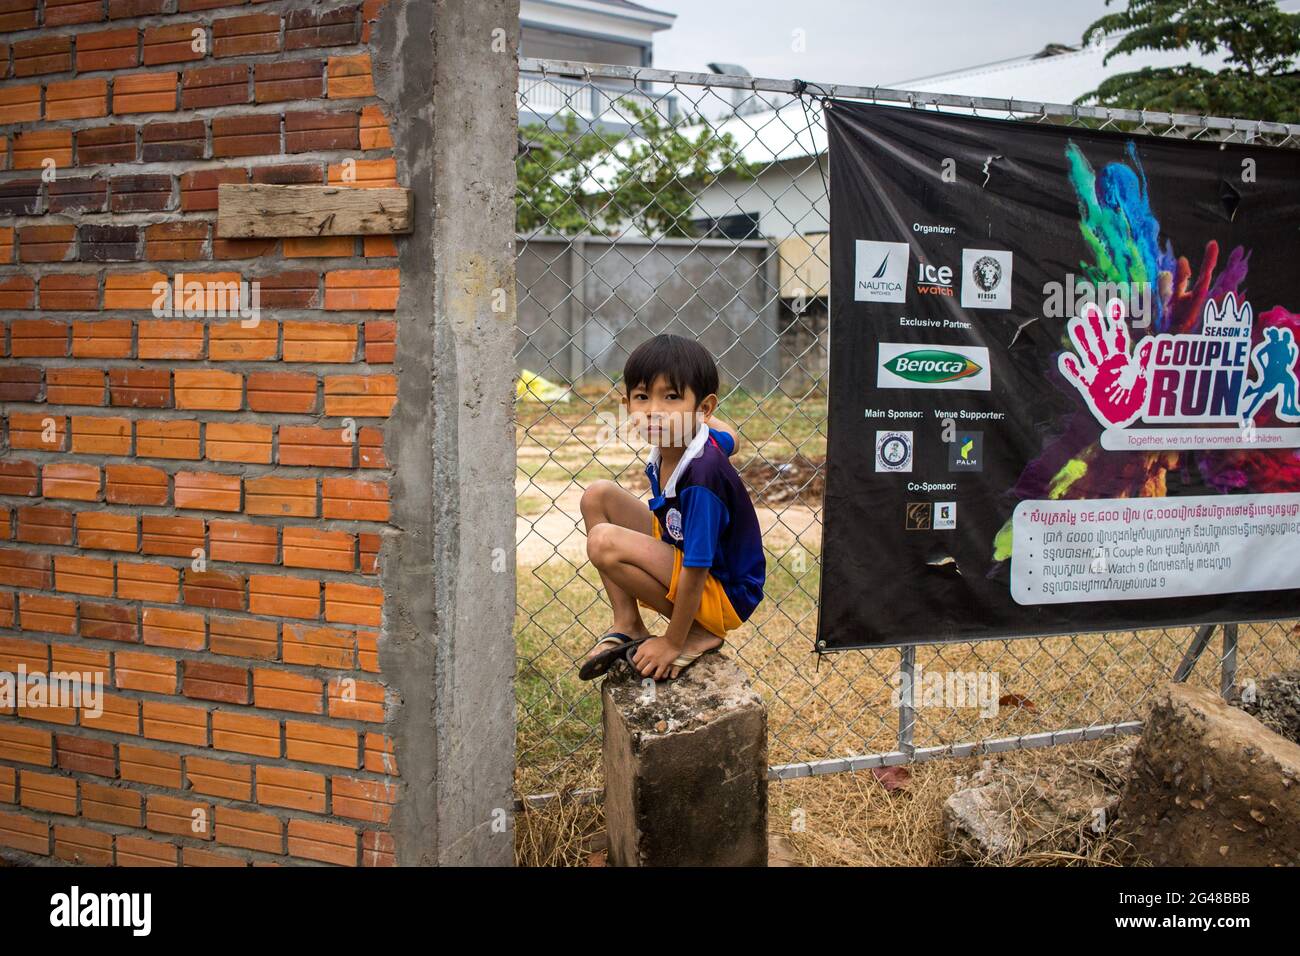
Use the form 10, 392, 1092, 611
704, 414, 739, 454
633, 568, 710, 680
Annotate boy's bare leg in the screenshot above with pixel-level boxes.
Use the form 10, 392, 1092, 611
586, 520, 724, 678
580, 480, 656, 654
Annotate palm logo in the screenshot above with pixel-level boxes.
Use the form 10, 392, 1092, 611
1058, 298, 1154, 428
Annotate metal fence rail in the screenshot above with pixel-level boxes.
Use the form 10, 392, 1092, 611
512, 57, 1300, 800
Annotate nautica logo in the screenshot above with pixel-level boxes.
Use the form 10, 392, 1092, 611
871, 254, 890, 279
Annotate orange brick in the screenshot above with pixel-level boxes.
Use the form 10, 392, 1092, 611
116, 834, 179, 867
283, 321, 357, 362
20, 770, 77, 815
147, 794, 213, 840
205, 422, 273, 464
211, 711, 280, 759
278, 425, 352, 467
327, 677, 383, 722
324, 269, 398, 310
0, 83, 40, 124
331, 775, 396, 824
145, 219, 207, 260
183, 569, 244, 611
7, 412, 65, 451
175, 471, 241, 511
54, 824, 114, 866
0, 278, 38, 312
359, 104, 392, 149
253, 668, 322, 715
47, 368, 106, 406
209, 318, 277, 361
174, 369, 243, 410
81, 693, 140, 736
256, 765, 325, 812
0, 810, 49, 855
104, 270, 168, 310
71, 319, 132, 358
288, 817, 356, 866
77, 27, 139, 73
215, 805, 282, 854
245, 476, 316, 517
54, 554, 114, 596
19, 593, 76, 635
326, 54, 374, 99
43, 462, 102, 501
143, 22, 207, 66
327, 156, 396, 187
99, 568, 161, 615
141, 514, 204, 557
209, 614, 278, 660
18, 223, 75, 263
249, 574, 319, 619
142, 699, 208, 745
325, 581, 381, 627
82, 782, 142, 827
53, 733, 114, 777
45, 77, 109, 120
120, 743, 183, 790
283, 527, 354, 572
186, 754, 253, 800
284, 236, 354, 258
114, 71, 178, 114
285, 719, 358, 768
246, 371, 316, 414
79, 600, 138, 643
363, 732, 396, 775
207, 519, 278, 564
44, 0, 100, 27
13, 36, 72, 77
10, 317, 64, 355
115, 650, 179, 695
70, 415, 131, 455
323, 374, 396, 417
0, 723, 53, 766
76, 510, 137, 551
13, 129, 72, 169
136, 419, 201, 460
138, 320, 204, 359
282, 623, 354, 668
364, 319, 395, 363
142, 606, 205, 650
0, 546, 52, 589
362, 829, 394, 867
0, 227, 13, 263
183, 846, 247, 867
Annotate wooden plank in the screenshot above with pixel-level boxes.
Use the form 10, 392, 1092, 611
216, 184, 412, 238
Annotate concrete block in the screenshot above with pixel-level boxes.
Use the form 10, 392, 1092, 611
1117, 682, 1300, 866
602, 652, 767, 866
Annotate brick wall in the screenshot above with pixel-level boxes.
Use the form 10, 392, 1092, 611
0, 0, 410, 867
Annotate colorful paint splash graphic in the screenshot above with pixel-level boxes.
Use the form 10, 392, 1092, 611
993, 139, 1300, 562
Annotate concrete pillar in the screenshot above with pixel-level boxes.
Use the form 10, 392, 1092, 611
376, 0, 519, 866
602, 654, 768, 866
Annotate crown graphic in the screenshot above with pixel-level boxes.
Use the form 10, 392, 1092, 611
1202, 292, 1253, 331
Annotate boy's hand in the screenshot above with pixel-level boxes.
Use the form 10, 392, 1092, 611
630, 635, 685, 681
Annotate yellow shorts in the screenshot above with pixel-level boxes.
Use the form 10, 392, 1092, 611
641, 514, 743, 637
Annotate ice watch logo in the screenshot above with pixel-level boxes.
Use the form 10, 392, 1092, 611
877, 344, 992, 391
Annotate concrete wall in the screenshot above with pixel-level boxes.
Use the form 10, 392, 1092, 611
0, 0, 518, 867
517, 234, 780, 391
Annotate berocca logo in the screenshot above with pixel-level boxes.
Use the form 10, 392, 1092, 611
883, 349, 981, 383
878, 343, 992, 391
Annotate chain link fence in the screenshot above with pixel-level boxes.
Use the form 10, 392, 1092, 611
512, 57, 1300, 802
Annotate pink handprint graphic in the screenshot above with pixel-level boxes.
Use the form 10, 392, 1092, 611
1058, 298, 1155, 428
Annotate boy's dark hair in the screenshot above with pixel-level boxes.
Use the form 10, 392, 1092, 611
623, 333, 719, 404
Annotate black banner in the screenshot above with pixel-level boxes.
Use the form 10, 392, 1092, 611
819, 101, 1300, 649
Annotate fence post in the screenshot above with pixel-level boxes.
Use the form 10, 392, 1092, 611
1220, 624, 1239, 699
381, 0, 519, 866
568, 236, 588, 383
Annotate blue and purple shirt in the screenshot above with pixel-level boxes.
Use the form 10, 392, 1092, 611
646, 423, 766, 621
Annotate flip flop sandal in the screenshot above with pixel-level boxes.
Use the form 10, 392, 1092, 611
662, 642, 722, 680
578, 633, 648, 681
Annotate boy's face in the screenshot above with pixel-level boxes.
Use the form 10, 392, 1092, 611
624, 373, 717, 448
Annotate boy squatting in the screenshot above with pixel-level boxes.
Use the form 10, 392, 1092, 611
579, 334, 766, 681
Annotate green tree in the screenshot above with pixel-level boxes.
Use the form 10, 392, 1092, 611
517, 99, 753, 238
1077, 0, 1300, 123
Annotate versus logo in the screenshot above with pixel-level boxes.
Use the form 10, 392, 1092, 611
961, 248, 1012, 309
855, 239, 909, 304
1060, 295, 1300, 429
878, 343, 992, 391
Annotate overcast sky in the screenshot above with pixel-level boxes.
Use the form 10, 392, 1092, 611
647, 0, 1114, 86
